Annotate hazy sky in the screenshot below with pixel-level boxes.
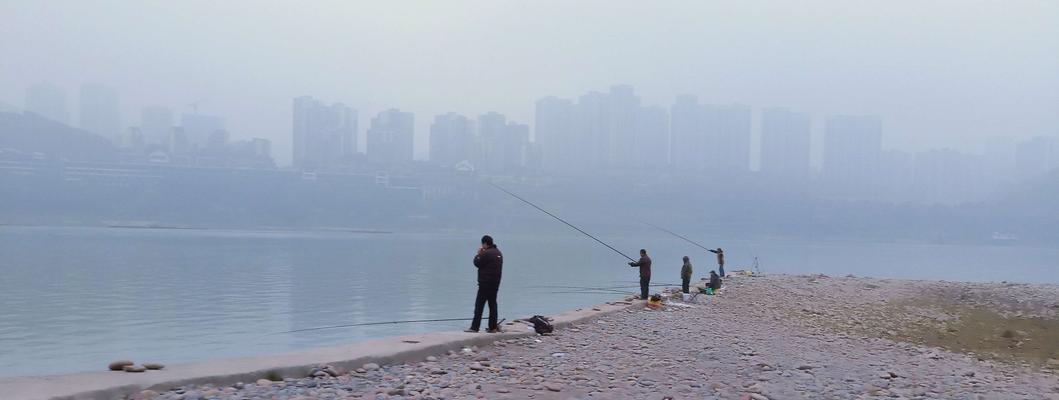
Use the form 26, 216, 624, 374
2, 0, 1057, 166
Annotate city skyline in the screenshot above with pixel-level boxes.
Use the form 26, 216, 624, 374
2, 2, 1055, 166
8, 81, 1057, 197
10, 80, 1057, 171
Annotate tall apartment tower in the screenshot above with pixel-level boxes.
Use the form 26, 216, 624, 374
670, 95, 704, 171
822, 115, 883, 186
703, 103, 751, 172
429, 112, 475, 168
760, 108, 811, 179
534, 96, 576, 172
366, 108, 414, 166
292, 96, 357, 170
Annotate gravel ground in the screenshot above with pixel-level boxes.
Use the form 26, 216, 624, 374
146, 274, 1059, 400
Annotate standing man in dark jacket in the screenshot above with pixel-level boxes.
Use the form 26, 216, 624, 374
468, 235, 503, 333
628, 249, 652, 300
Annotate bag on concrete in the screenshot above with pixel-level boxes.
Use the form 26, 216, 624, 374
527, 315, 553, 335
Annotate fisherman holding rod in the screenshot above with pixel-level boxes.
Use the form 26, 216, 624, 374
708, 247, 725, 277
628, 249, 652, 299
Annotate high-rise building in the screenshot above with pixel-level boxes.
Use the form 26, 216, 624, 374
878, 150, 914, 202
605, 85, 641, 167
822, 115, 883, 187
635, 105, 669, 169
251, 138, 272, 159
1015, 136, 1056, 179
670, 95, 703, 171
703, 103, 751, 172
366, 108, 414, 166
292, 96, 357, 170
575, 91, 609, 168
477, 112, 507, 172
535, 86, 663, 172
141, 106, 174, 146
429, 112, 475, 168
180, 113, 225, 149
534, 96, 575, 172
913, 149, 985, 204
760, 108, 811, 179
168, 127, 190, 155
24, 83, 69, 124
501, 121, 530, 172
79, 84, 121, 141
984, 136, 1016, 183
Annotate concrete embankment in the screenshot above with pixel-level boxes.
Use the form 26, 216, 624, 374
0, 296, 643, 400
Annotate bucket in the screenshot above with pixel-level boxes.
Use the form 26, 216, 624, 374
682, 293, 692, 302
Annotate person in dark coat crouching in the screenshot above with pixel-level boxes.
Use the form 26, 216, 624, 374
467, 235, 503, 333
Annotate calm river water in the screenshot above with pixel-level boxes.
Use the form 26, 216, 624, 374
1, 225, 1055, 377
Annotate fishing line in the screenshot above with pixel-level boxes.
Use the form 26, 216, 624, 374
274, 317, 475, 334
639, 220, 712, 251
528, 284, 681, 290
546, 290, 632, 295
490, 183, 635, 262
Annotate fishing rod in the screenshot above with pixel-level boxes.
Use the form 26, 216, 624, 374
611, 280, 683, 285
274, 317, 475, 334
547, 290, 631, 295
490, 183, 635, 262
640, 220, 712, 251
528, 284, 681, 290
545, 288, 632, 294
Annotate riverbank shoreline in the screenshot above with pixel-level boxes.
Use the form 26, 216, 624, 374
0, 293, 645, 400
5, 273, 1058, 400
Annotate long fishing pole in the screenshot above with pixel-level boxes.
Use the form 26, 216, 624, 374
490, 183, 634, 262
640, 220, 712, 251
275, 317, 475, 334
546, 288, 631, 294
548, 291, 631, 295
528, 284, 682, 290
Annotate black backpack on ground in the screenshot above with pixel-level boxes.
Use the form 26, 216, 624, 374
527, 315, 553, 335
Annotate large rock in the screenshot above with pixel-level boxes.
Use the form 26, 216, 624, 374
143, 362, 165, 370
108, 360, 134, 371
123, 365, 147, 373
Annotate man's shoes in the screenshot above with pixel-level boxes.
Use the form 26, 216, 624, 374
464, 329, 479, 333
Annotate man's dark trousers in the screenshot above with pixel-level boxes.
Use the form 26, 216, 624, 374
682, 277, 690, 294
471, 281, 499, 331
639, 276, 650, 299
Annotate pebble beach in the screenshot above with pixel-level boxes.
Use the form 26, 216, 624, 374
139, 273, 1059, 400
